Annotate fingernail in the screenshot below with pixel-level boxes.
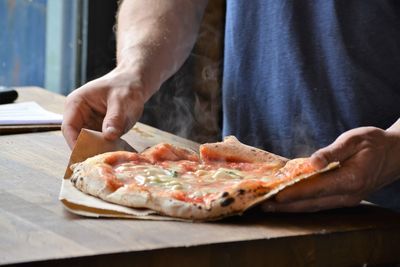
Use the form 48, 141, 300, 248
105, 126, 118, 136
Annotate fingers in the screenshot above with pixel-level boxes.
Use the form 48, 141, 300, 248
62, 81, 107, 148
62, 123, 80, 149
275, 128, 382, 206
61, 67, 151, 148
262, 194, 361, 213
264, 127, 389, 213
62, 95, 89, 149
275, 162, 366, 203
102, 89, 144, 140
310, 131, 360, 169
102, 101, 124, 140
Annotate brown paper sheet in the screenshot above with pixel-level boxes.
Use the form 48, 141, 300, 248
59, 128, 179, 220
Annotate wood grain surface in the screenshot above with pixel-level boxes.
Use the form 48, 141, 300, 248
1, 88, 400, 267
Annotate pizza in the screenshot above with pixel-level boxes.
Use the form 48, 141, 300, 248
70, 136, 339, 221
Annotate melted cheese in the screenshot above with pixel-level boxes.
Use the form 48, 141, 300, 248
110, 160, 288, 204
115, 162, 257, 189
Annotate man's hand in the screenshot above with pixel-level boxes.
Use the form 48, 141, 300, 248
62, 68, 147, 148
262, 126, 400, 212
61, 0, 208, 149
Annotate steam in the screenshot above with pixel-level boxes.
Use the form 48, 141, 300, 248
140, 3, 224, 144
140, 52, 222, 143
290, 117, 318, 158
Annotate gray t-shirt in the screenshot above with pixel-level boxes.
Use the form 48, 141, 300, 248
222, 0, 400, 210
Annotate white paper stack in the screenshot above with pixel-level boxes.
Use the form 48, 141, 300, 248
0, 101, 63, 125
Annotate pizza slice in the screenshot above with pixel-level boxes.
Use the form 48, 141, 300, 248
70, 136, 339, 221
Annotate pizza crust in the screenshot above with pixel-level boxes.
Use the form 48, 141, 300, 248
70, 153, 115, 199
200, 136, 288, 163
72, 165, 271, 221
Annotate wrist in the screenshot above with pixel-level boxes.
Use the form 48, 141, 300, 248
113, 59, 160, 101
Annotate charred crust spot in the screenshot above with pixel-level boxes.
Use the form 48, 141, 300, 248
220, 197, 235, 207
79, 177, 83, 181
237, 189, 245, 195
222, 192, 229, 197
198, 206, 202, 210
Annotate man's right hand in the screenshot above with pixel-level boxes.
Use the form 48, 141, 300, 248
62, 68, 147, 148
61, 0, 208, 149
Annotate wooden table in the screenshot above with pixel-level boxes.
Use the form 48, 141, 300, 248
1, 87, 400, 267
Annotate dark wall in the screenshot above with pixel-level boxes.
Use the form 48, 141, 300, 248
85, 0, 119, 81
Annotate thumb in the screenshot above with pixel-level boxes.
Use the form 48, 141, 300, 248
102, 95, 130, 140
310, 131, 359, 169
102, 94, 143, 140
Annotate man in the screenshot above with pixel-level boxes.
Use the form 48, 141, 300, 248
62, 0, 400, 212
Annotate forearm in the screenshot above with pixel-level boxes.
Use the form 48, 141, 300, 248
116, 0, 208, 100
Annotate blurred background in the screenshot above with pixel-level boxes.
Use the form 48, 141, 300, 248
0, 0, 224, 142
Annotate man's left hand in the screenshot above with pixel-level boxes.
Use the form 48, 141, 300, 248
262, 126, 400, 212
